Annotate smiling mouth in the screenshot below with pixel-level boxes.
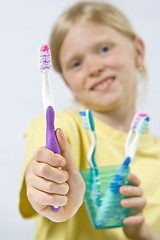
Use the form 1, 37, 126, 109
91, 76, 115, 91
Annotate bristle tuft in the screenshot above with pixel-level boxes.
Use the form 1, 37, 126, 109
137, 116, 150, 135
39, 44, 51, 71
131, 113, 148, 131
40, 44, 50, 51
79, 111, 91, 130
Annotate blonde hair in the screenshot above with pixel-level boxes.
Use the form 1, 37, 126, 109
49, 1, 146, 79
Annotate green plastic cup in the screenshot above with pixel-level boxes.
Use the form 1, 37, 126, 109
80, 165, 136, 229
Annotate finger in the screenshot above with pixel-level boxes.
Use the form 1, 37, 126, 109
121, 197, 147, 209
56, 128, 86, 206
56, 128, 77, 172
127, 173, 141, 186
34, 147, 66, 168
28, 173, 69, 195
27, 186, 68, 207
120, 185, 143, 197
32, 160, 69, 183
123, 213, 145, 226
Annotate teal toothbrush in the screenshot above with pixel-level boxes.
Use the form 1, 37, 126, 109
79, 110, 101, 206
79, 110, 97, 168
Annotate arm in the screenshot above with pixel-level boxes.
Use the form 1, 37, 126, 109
25, 128, 85, 222
120, 173, 160, 240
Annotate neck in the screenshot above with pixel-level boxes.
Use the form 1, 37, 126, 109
93, 108, 135, 132
91, 97, 136, 132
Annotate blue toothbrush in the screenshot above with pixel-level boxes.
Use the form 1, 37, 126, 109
122, 113, 150, 166
96, 113, 150, 226
110, 113, 150, 191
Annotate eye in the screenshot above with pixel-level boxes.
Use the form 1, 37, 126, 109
100, 46, 110, 54
71, 61, 81, 68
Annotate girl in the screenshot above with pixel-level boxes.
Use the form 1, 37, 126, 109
19, 1, 160, 239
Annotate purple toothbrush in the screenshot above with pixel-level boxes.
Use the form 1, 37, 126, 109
39, 44, 61, 212
46, 106, 61, 212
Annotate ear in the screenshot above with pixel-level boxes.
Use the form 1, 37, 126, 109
133, 37, 145, 68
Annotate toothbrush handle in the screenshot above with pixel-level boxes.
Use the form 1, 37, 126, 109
122, 156, 131, 166
46, 106, 61, 212
46, 106, 61, 154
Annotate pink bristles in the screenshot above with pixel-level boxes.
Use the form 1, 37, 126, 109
139, 113, 147, 117
40, 44, 50, 51
130, 113, 148, 131
39, 44, 51, 71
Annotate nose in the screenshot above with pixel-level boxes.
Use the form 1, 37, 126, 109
86, 55, 104, 77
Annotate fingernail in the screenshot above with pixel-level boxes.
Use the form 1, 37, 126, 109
57, 128, 65, 138
123, 187, 128, 193
61, 130, 65, 137
123, 218, 129, 225
122, 199, 128, 206
61, 158, 65, 166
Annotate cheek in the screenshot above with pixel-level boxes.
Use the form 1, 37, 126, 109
63, 71, 83, 93
103, 49, 124, 70
110, 49, 137, 90
109, 48, 136, 71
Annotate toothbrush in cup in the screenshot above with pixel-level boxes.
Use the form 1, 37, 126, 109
122, 113, 150, 166
79, 110, 97, 169
96, 113, 150, 226
110, 113, 150, 191
39, 44, 61, 212
79, 110, 101, 206
124, 113, 147, 155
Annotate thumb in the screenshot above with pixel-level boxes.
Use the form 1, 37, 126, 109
56, 128, 77, 172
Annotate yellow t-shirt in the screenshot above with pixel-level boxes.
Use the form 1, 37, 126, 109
19, 109, 160, 240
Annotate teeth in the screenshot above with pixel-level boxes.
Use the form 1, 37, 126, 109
100, 79, 112, 86
94, 78, 113, 89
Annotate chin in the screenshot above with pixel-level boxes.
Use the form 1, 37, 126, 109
86, 103, 117, 112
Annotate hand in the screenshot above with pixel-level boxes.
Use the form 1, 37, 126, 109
120, 173, 147, 239
25, 128, 85, 222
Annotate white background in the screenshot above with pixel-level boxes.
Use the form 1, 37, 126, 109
0, 0, 160, 239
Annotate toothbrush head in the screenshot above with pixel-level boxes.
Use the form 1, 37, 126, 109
130, 113, 147, 132
39, 44, 51, 72
79, 110, 95, 131
136, 115, 150, 135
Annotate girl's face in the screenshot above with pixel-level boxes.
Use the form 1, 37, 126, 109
59, 21, 143, 112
